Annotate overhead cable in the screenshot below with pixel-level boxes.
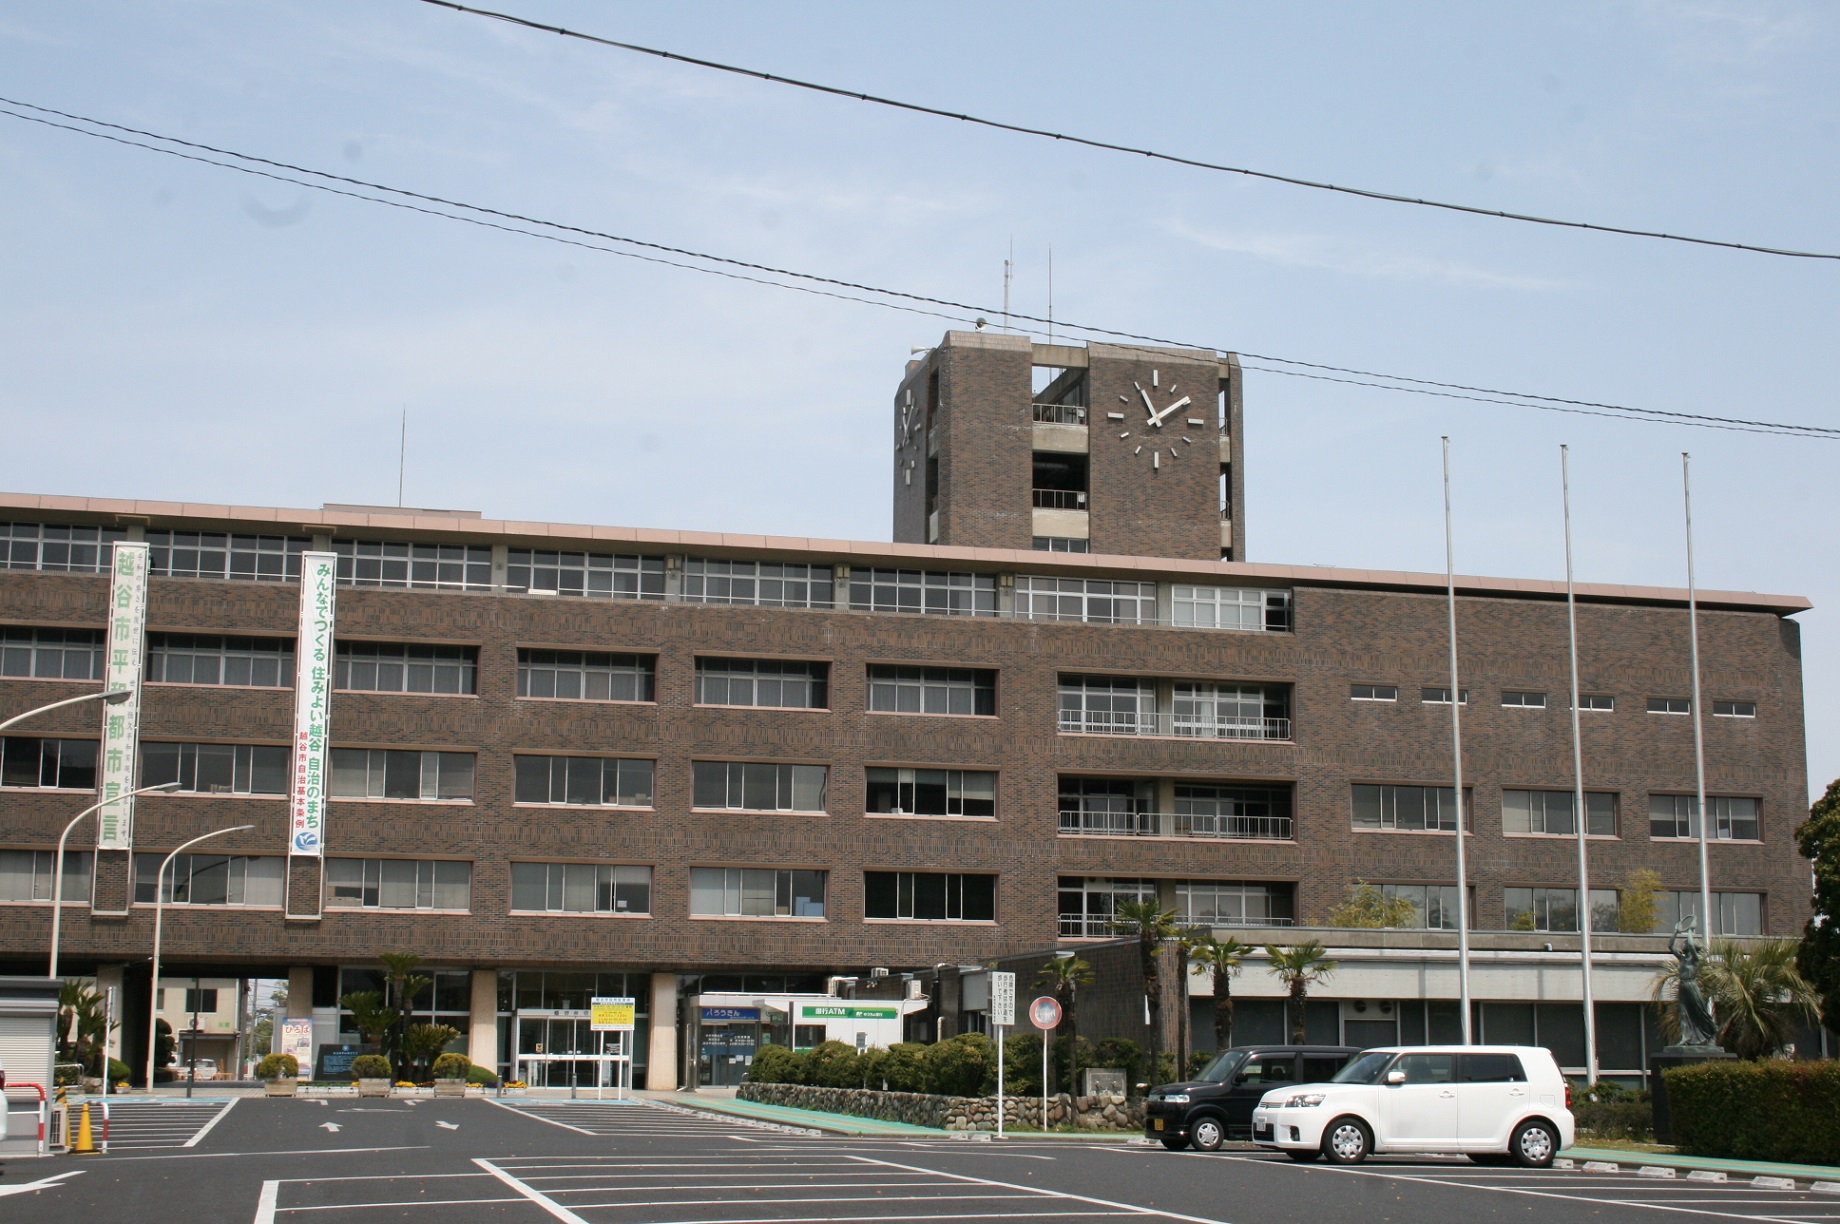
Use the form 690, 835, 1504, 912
1, 96, 1833, 441
415, 0, 1840, 264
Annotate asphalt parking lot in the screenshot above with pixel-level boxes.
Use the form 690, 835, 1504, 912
3, 1097, 1837, 1224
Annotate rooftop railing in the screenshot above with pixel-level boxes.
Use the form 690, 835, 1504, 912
1032, 489, 1088, 510
1059, 914, 1293, 938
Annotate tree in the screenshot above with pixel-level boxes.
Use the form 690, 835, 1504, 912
1327, 882, 1420, 929
58, 980, 115, 1079
376, 952, 431, 1068
1796, 778, 1840, 1031
1189, 935, 1249, 1052
403, 1023, 462, 1081
1264, 941, 1338, 1043
339, 990, 399, 1052
1036, 955, 1094, 1097
1619, 869, 1663, 935
1111, 898, 1182, 1061
1653, 939, 1819, 1059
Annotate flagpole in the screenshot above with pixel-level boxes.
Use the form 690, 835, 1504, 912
1683, 453, 1713, 934
1561, 445, 1598, 1085
1442, 437, 1473, 1044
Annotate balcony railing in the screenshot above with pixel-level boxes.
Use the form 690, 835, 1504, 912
1032, 402, 1088, 425
1059, 914, 1293, 938
1032, 489, 1088, 510
1058, 809, 1293, 841
1057, 710, 1292, 741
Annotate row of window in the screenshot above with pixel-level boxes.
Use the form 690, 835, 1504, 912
0, 737, 1771, 841
0, 851, 1761, 935
1351, 683, 1758, 719
0, 524, 1293, 629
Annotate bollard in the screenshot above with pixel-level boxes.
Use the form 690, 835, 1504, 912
73, 1101, 97, 1154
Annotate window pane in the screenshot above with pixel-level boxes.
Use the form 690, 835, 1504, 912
511, 862, 547, 910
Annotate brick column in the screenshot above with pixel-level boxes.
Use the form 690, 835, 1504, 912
645, 972, 678, 1091
467, 969, 497, 1074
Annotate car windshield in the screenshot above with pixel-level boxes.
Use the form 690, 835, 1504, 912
1192, 1050, 1248, 1083
1331, 1051, 1396, 1084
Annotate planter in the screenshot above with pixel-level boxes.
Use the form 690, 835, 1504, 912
263, 1079, 299, 1097
79, 1077, 104, 1095
358, 1078, 392, 1098
434, 1080, 466, 1098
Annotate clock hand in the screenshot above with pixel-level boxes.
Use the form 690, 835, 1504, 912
1139, 386, 1158, 420
1147, 395, 1193, 427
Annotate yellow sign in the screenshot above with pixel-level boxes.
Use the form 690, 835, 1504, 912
591, 996, 636, 1032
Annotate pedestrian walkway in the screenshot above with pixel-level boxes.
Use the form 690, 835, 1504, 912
1564, 1145, 1840, 1186
664, 1093, 949, 1136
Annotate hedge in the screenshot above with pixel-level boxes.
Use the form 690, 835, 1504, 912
1665, 1060, 1840, 1165
746, 1033, 1149, 1097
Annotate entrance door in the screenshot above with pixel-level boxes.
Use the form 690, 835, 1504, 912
700, 1024, 758, 1087
1378, 1053, 1459, 1149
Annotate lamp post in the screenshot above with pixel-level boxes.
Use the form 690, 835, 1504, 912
144, 825, 255, 1092
48, 782, 183, 980
0, 687, 133, 736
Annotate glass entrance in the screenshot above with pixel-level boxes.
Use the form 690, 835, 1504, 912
699, 1022, 758, 1087
515, 1012, 620, 1087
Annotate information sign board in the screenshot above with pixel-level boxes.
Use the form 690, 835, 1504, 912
989, 971, 1016, 1027
591, 996, 636, 1032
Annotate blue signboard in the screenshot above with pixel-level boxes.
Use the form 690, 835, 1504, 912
701, 1007, 760, 1022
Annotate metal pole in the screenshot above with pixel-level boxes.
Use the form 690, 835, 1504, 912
1683, 453, 1713, 936
1442, 437, 1473, 1043
995, 1023, 1005, 1138
1042, 1029, 1049, 1132
144, 826, 253, 1092
54, 784, 182, 978
0, 686, 132, 736
1561, 446, 1599, 1086
185, 974, 199, 1099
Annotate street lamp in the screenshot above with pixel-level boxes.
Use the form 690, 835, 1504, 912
144, 825, 255, 1092
48, 781, 184, 980
0, 687, 133, 736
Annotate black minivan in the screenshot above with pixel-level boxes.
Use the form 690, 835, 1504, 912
1145, 1045, 1362, 1151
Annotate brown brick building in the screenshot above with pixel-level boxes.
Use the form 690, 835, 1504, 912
0, 334, 1814, 1088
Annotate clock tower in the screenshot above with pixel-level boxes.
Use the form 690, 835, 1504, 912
892, 330, 1245, 561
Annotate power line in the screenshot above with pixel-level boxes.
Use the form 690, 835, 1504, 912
416, 0, 1840, 265
2, 96, 1834, 442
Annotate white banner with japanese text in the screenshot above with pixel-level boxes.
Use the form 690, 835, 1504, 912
95, 541, 149, 850
288, 552, 337, 857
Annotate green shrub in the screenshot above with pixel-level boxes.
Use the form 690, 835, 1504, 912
1087, 1037, 1143, 1091
879, 1043, 928, 1093
255, 1053, 299, 1080
806, 1040, 861, 1088
1666, 1060, 1840, 1164
466, 1065, 498, 1087
351, 1054, 393, 1079
431, 1053, 471, 1080
107, 1058, 130, 1083
747, 1044, 804, 1085
925, 1033, 994, 1097
1002, 1033, 1043, 1096
1187, 1049, 1215, 1079
1573, 1083, 1651, 1141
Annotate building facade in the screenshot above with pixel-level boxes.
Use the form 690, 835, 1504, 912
0, 335, 1814, 1087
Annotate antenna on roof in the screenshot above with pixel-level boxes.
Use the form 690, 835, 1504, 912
1047, 245, 1054, 345
398, 407, 407, 508
1002, 238, 1012, 333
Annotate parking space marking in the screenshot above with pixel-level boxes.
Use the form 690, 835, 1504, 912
1240, 1156, 1833, 1224
100, 1098, 242, 1150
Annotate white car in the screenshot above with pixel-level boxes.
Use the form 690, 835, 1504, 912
1252, 1045, 1574, 1167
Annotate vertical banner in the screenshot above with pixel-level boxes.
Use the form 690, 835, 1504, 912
289, 552, 337, 857
96, 542, 150, 851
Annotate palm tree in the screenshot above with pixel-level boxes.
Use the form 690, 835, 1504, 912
1037, 955, 1095, 1101
1111, 898, 1182, 1068
377, 952, 430, 1068
1264, 941, 1338, 1043
1652, 938, 1819, 1059
338, 990, 400, 1057
1189, 935, 1250, 1053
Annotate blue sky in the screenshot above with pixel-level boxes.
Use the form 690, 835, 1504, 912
2, 2, 1835, 796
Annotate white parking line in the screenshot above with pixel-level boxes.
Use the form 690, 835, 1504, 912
473, 1159, 591, 1224
184, 1098, 237, 1147
846, 1154, 1239, 1224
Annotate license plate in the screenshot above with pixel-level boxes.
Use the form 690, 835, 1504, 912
1154, 1119, 1165, 1131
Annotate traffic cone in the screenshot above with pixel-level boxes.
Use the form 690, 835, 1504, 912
73, 1102, 96, 1154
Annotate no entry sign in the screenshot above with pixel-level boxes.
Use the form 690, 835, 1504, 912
1029, 996, 1063, 1030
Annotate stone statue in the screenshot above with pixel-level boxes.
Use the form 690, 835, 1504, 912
1668, 916, 1720, 1049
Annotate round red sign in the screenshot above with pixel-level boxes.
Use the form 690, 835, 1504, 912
1029, 996, 1063, 1030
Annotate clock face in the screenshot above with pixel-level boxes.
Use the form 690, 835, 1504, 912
896, 388, 919, 485
1106, 368, 1205, 472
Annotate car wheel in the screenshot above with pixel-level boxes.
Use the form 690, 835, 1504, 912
1160, 1136, 1191, 1151
1321, 1117, 1371, 1164
1286, 1148, 1322, 1162
1191, 1116, 1227, 1153
1511, 1119, 1558, 1168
